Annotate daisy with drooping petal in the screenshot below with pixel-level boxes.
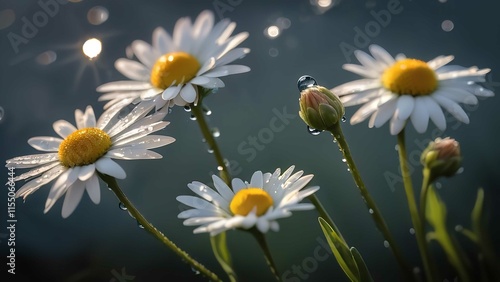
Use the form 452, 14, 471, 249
177, 166, 319, 235
97, 10, 250, 111
6, 104, 174, 218
332, 44, 494, 135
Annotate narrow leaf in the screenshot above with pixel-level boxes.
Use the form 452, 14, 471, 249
210, 232, 237, 282
350, 247, 374, 282
319, 217, 360, 282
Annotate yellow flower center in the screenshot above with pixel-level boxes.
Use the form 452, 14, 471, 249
229, 188, 274, 216
381, 59, 438, 96
58, 128, 112, 167
150, 52, 201, 89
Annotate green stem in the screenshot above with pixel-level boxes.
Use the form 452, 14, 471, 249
329, 123, 414, 281
419, 168, 432, 229
98, 172, 221, 282
191, 99, 231, 185
308, 194, 345, 242
397, 129, 436, 282
251, 229, 282, 281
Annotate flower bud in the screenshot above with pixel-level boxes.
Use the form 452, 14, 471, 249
421, 137, 462, 178
299, 86, 345, 131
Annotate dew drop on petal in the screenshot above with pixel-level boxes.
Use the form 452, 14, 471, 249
147, 126, 153, 132
118, 202, 127, 211
307, 126, 322, 136
297, 75, 318, 91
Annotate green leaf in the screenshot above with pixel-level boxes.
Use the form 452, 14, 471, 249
350, 247, 374, 282
210, 232, 237, 282
471, 188, 485, 235
318, 217, 360, 282
425, 185, 447, 230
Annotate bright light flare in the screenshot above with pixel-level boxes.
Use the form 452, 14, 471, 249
82, 38, 102, 59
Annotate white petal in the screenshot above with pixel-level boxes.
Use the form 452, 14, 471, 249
131, 40, 160, 68
197, 57, 216, 76
115, 135, 175, 149
115, 58, 150, 81
332, 79, 381, 96
28, 136, 63, 152
195, 77, 225, 88
369, 45, 395, 67
15, 165, 65, 199
188, 182, 229, 208
74, 108, 85, 129
395, 95, 415, 120
179, 84, 197, 103
215, 48, 250, 67
250, 171, 263, 188
177, 195, 219, 211
179, 209, 222, 218
354, 49, 384, 72
107, 101, 156, 137
372, 97, 397, 128
162, 85, 182, 100
432, 95, 470, 124
53, 120, 77, 138
342, 64, 379, 78
61, 180, 85, 218
78, 164, 95, 181
350, 94, 396, 125
95, 158, 126, 179
422, 96, 446, 131
188, 76, 211, 86
6, 153, 59, 168
97, 81, 152, 92
13, 162, 60, 181
410, 98, 430, 133
203, 65, 250, 78
106, 148, 163, 160
153, 27, 175, 54
212, 175, 235, 203
112, 121, 169, 145
85, 173, 100, 204
96, 98, 136, 129
44, 168, 79, 213
427, 55, 454, 70
231, 178, 247, 193
438, 67, 490, 81
173, 17, 192, 52
212, 32, 249, 59
256, 218, 270, 233
390, 113, 407, 135
340, 90, 381, 107
83, 105, 97, 128
435, 87, 478, 105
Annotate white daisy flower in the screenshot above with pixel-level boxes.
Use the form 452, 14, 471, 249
332, 45, 494, 135
97, 10, 250, 111
177, 166, 319, 235
6, 104, 174, 218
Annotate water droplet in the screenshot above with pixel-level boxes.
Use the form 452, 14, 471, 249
211, 127, 220, 138
383, 240, 390, 248
87, 6, 109, 25
455, 225, 463, 232
341, 116, 347, 122
191, 266, 201, 275
435, 182, 442, 189
207, 147, 214, 154
217, 166, 223, 171
118, 104, 134, 120
409, 228, 415, 235
168, 108, 173, 114
441, 20, 454, 32
184, 105, 191, 112
333, 138, 337, 143
368, 208, 374, 214
456, 167, 464, 174
36, 50, 57, 65
413, 267, 421, 274
201, 138, 207, 143
137, 221, 144, 229
307, 126, 322, 135
118, 202, 127, 211
203, 106, 212, 116
190, 114, 197, 121
341, 158, 346, 163
0, 106, 4, 122
347, 168, 351, 172
147, 126, 153, 132
297, 75, 317, 91
394, 145, 399, 151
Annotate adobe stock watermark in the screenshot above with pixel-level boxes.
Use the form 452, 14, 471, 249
281, 236, 333, 282
339, 0, 405, 63
110, 267, 135, 282
7, 0, 69, 54
212, 0, 243, 20
6, 167, 17, 275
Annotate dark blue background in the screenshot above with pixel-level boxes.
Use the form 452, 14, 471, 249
1, 0, 499, 281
